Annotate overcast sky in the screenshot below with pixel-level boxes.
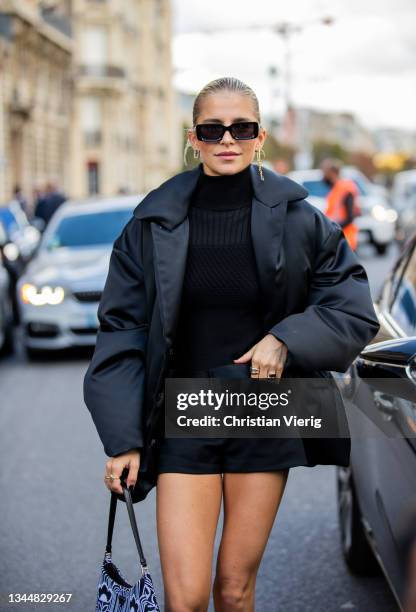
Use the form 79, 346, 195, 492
172, 0, 416, 131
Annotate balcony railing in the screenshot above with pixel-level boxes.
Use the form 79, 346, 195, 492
9, 88, 33, 119
79, 65, 126, 79
84, 131, 102, 147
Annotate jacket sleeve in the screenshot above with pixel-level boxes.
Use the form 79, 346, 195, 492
268, 220, 380, 372
83, 216, 149, 457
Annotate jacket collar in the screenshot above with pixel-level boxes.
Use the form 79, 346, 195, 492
133, 163, 308, 230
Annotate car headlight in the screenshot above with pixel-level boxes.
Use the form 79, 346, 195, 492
385, 208, 398, 223
3, 242, 20, 262
371, 205, 397, 223
21, 283, 65, 306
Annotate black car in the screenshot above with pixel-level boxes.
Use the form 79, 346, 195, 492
0, 215, 28, 325
336, 234, 416, 608
0, 223, 14, 355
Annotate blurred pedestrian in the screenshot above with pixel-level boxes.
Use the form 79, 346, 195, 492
12, 185, 28, 215
32, 183, 45, 209
34, 179, 67, 228
117, 185, 131, 195
321, 158, 360, 251
272, 159, 290, 175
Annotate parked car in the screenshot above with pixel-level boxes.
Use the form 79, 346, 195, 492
0, 216, 28, 324
0, 222, 14, 355
0, 200, 41, 261
392, 169, 416, 212
289, 169, 397, 255
0, 200, 40, 322
336, 233, 416, 608
17, 194, 144, 358
341, 166, 391, 205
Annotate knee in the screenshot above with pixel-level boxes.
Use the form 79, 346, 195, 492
213, 574, 254, 611
165, 589, 209, 612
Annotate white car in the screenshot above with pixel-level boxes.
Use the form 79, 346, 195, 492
288, 169, 397, 255
17, 194, 144, 358
392, 169, 416, 211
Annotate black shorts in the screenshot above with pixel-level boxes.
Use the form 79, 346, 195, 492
157, 363, 309, 474
156, 436, 308, 474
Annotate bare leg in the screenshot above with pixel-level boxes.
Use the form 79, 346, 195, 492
156, 473, 223, 612
213, 470, 290, 612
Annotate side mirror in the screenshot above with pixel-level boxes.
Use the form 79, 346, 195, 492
353, 338, 416, 421
359, 336, 416, 368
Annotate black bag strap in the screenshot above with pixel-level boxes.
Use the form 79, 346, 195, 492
105, 480, 147, 569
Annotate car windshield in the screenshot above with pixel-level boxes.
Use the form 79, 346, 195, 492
302, 180, 331, 198
350, 178, 367, 196
0, 208, 18, 233
404, 183, 416, 198
303, 177, 367, 198
43, 209, 133, 249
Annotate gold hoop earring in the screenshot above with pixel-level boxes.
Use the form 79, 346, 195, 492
183, 139, 192, 166
255, 148, 265, 181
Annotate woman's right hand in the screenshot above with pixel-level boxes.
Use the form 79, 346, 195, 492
104, 449, 141, 494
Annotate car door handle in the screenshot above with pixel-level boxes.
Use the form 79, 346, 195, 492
374, 391, 398, 418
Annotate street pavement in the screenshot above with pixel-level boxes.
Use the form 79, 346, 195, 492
0, 243, 401, 611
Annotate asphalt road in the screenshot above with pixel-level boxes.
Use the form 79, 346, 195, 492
0, 243, 402, 611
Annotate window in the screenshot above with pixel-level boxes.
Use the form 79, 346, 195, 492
80, 97, 102, 130
80, 26, 108, 65
378, 253, 407, 311
390, 246, 416, 335
351, 178, 367, 197
0, 208, 18, 235
302, 180, 331, 198
81, 97, 102, 146
87, 161, 100, 195
43, 210, 134, 249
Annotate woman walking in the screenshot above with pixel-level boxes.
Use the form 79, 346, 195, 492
84, 77, 380, 611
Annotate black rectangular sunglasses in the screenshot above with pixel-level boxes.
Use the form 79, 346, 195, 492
195, 121, 259, 142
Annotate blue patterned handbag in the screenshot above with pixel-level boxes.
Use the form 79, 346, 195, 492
96, 481, 160, 611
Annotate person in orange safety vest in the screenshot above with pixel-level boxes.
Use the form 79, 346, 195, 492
321, 158, 360, 251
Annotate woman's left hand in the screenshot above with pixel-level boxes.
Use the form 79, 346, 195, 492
233, 334, 288, 379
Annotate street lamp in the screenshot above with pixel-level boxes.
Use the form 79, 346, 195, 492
267, 65, 279, 133
196, 16, 335, 113
243, 16, 335, 112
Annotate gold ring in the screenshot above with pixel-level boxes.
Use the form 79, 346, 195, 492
105, 473, 119, 481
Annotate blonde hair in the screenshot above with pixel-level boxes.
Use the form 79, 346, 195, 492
184, 76, 261, 166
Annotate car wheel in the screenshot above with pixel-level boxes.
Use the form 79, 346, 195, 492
374, 242, 388, 256
0, 298, 14, 356
25, 346, 48, 361
0, 320, 14, 355
337, 466, 380, 574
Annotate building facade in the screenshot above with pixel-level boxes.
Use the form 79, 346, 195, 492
0, 0, 72, 206
0, 0, 180, 204
71, 0, 179, 198
279, 106, 376, 159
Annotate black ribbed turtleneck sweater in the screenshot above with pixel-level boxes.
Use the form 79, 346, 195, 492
171, 163, 265, 372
